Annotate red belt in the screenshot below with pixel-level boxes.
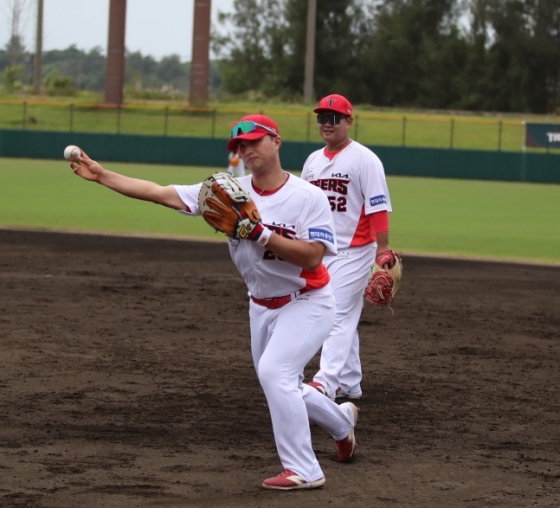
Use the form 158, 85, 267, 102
250, 289, 309, 309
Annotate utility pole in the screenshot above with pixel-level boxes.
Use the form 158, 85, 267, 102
33, 0, 43, 94
303, 0, 317, 103
189, 0, 212, 107
104, 0, 127, 105
8, 0, 25, 66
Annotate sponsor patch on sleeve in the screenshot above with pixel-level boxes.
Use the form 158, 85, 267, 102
309, 228, 334, 244
370, 194, 387, 206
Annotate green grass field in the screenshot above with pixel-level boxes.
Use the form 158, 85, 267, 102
2, 96, 558, 153
1, 157, 559, 264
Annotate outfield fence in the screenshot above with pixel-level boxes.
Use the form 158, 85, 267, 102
1, 129, 559, 184
1, 99, 555, 153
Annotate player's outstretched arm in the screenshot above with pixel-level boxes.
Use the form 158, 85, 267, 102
70, 151, 184, 210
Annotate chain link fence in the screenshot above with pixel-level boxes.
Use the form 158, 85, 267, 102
0, 100, 547, 152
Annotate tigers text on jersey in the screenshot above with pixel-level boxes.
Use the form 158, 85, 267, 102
301, 140, 391, 249
172, 173, 337, 300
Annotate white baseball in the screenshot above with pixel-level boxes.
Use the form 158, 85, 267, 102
64, 145, 81, 162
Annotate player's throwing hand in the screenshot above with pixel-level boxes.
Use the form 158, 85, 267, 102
69, 150, 104, 182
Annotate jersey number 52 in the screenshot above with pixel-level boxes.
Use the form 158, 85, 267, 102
328, 196, 347, 212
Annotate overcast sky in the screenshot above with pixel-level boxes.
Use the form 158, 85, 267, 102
1, 0, 236, 60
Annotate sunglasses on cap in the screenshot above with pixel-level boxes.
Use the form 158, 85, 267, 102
316, 113, 349, 125
230, 120, 279, 139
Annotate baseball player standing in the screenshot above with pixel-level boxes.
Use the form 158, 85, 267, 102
68, 114, 358, 491
301, 94, 396, 401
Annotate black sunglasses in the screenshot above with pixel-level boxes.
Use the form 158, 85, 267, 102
316, 113, 349, 125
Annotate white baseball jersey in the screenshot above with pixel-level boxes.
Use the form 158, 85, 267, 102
172, 173, 337, 299
301, 140, 391, 250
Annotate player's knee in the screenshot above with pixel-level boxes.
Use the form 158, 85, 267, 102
257, 360, 291, 393
257, 361, 279, 386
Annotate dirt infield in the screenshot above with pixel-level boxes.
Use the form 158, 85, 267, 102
1, 229, 559, 508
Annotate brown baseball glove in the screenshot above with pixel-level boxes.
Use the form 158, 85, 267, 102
364, 250, 403, 306
198, 172, 266, 241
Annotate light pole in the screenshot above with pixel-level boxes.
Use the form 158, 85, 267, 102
303, 0, 317, 103
189, 0, 212, 107
104, 0, 127, 105
32, 0, 43, 94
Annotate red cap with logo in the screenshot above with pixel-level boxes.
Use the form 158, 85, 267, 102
313, 94, 353, 117
227, 114, 281, 151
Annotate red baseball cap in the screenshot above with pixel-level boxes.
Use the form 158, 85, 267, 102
313, 94, 353, 117
227, 114, 281, 151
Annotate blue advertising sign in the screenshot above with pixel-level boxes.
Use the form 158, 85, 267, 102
525, 123, 560, 148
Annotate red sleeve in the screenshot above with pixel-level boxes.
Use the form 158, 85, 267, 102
370, 210, 389, 235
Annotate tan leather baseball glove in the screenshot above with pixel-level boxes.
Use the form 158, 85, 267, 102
198, 172, 264, 241
364, 250, 403, 306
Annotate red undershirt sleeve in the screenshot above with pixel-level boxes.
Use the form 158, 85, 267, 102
370, 210, 389, 234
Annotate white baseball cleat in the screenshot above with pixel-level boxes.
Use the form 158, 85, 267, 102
335, 387, 362, 400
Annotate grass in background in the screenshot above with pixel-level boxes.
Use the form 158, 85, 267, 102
0, 158, 213, 238
2, 98, 556, 153
389, 177, 560, 263
1, 157, 559, 264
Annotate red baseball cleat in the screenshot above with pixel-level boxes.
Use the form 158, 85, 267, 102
307, 381, 335, 400
262, 469, 326, 490
336, 402, 359, 462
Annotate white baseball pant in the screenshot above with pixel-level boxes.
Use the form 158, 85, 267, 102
313, 242, 376, 399
250, 285, 357, 482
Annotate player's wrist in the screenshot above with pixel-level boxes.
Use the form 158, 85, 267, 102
375, 249, 396, 266
256, 227, 272, 246
249, 224, 272, 246
94, 167, 108, 184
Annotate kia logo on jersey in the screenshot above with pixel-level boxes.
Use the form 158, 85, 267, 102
331, 173, 349, 178
370, 195, 387, 206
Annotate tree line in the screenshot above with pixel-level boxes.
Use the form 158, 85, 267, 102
0, 42, 221, 99
2, 0, 559, 113
212, 0, 560, 114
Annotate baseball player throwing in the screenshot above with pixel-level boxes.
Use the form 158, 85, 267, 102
68, 114, 358, 491
301, 94, 395, 401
